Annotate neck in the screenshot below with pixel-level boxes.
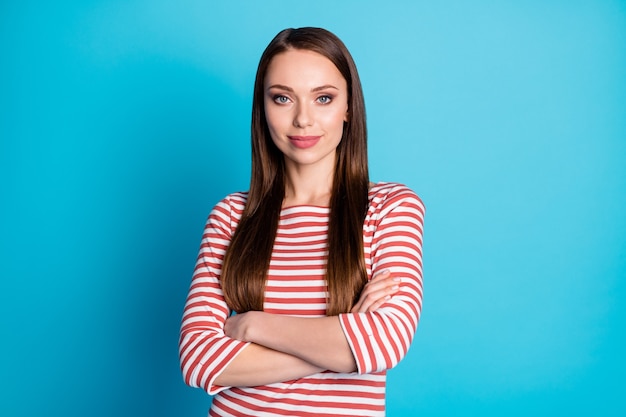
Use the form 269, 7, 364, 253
283, 162, 335, 207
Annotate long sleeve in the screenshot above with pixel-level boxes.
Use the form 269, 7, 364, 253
339, 184, 425, 374
179, 195, 250, 395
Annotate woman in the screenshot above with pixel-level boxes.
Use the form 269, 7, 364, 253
179, 27, 425, 416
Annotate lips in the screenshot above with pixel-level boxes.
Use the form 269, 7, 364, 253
288, 135, 321, 149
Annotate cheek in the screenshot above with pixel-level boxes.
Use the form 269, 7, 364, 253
264, 109, 280, 137
264, 109, 285, 145
265, 105, 290, 131
323, 108, 348, 131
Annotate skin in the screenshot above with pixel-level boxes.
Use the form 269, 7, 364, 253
214, 49, 401, 387
264, 48, 349, 207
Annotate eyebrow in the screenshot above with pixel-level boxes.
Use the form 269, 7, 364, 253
266, 84, 339, 92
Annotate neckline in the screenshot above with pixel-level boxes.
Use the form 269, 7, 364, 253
281, 204, 330, 210
280, 182, 385, 211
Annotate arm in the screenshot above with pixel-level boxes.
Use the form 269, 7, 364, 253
224, 185, 424, 374
225, 312, 355, 373
340, 186, 425, 373
212, 343, 323, 387
179, 196, 322, 394
223, 270, 401, 373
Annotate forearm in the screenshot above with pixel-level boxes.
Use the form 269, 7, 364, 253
232, 313, 357, 373
214, 342, 324, 387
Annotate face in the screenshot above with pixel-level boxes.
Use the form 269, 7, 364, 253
264, 48, 349, 173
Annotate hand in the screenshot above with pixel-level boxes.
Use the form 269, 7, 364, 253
351, 270, 400, 313
224, 311, 260, 342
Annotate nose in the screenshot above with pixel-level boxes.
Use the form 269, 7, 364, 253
293, 103, 313, 128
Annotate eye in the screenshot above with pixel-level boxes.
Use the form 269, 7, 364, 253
273, 95, 291, 104
316, 95, 333, 104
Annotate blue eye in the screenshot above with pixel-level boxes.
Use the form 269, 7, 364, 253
273, 95, 290, 104
317, 95, 332, 104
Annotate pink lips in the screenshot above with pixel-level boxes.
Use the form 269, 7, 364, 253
288, 135, 321, 149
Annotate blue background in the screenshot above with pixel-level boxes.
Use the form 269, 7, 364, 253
1, 1, 625, 416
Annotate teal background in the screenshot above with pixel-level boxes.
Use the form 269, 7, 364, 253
1, 1, 625, 416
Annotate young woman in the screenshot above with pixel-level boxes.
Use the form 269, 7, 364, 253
179, 27, 425, 416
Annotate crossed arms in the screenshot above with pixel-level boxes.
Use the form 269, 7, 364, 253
179, 188, 424, 394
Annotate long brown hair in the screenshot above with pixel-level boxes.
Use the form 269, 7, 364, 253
221, 27, 369, 316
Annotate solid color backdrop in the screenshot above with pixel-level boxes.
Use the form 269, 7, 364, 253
1, 1, 625, 416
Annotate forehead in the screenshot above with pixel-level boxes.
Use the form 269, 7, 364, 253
264, 49, 346, 89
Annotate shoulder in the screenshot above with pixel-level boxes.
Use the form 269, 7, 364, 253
368, 182, 425, 216
207, 191, 249, 228
215, 191, 248, 211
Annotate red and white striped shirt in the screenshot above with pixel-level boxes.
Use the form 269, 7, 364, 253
180, 182, 425, 416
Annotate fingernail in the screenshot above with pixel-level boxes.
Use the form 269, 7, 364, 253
393, 277, 401, 282
392, 285, 399, 290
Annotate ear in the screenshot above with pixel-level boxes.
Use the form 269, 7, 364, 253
344, 107, 349, 122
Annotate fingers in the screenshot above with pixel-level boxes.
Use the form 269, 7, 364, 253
351, 270, 401, 313
360, 294, 390, 313
369, 269, 391, 283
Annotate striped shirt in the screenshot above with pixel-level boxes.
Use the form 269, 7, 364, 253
180, 182, 425, 416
